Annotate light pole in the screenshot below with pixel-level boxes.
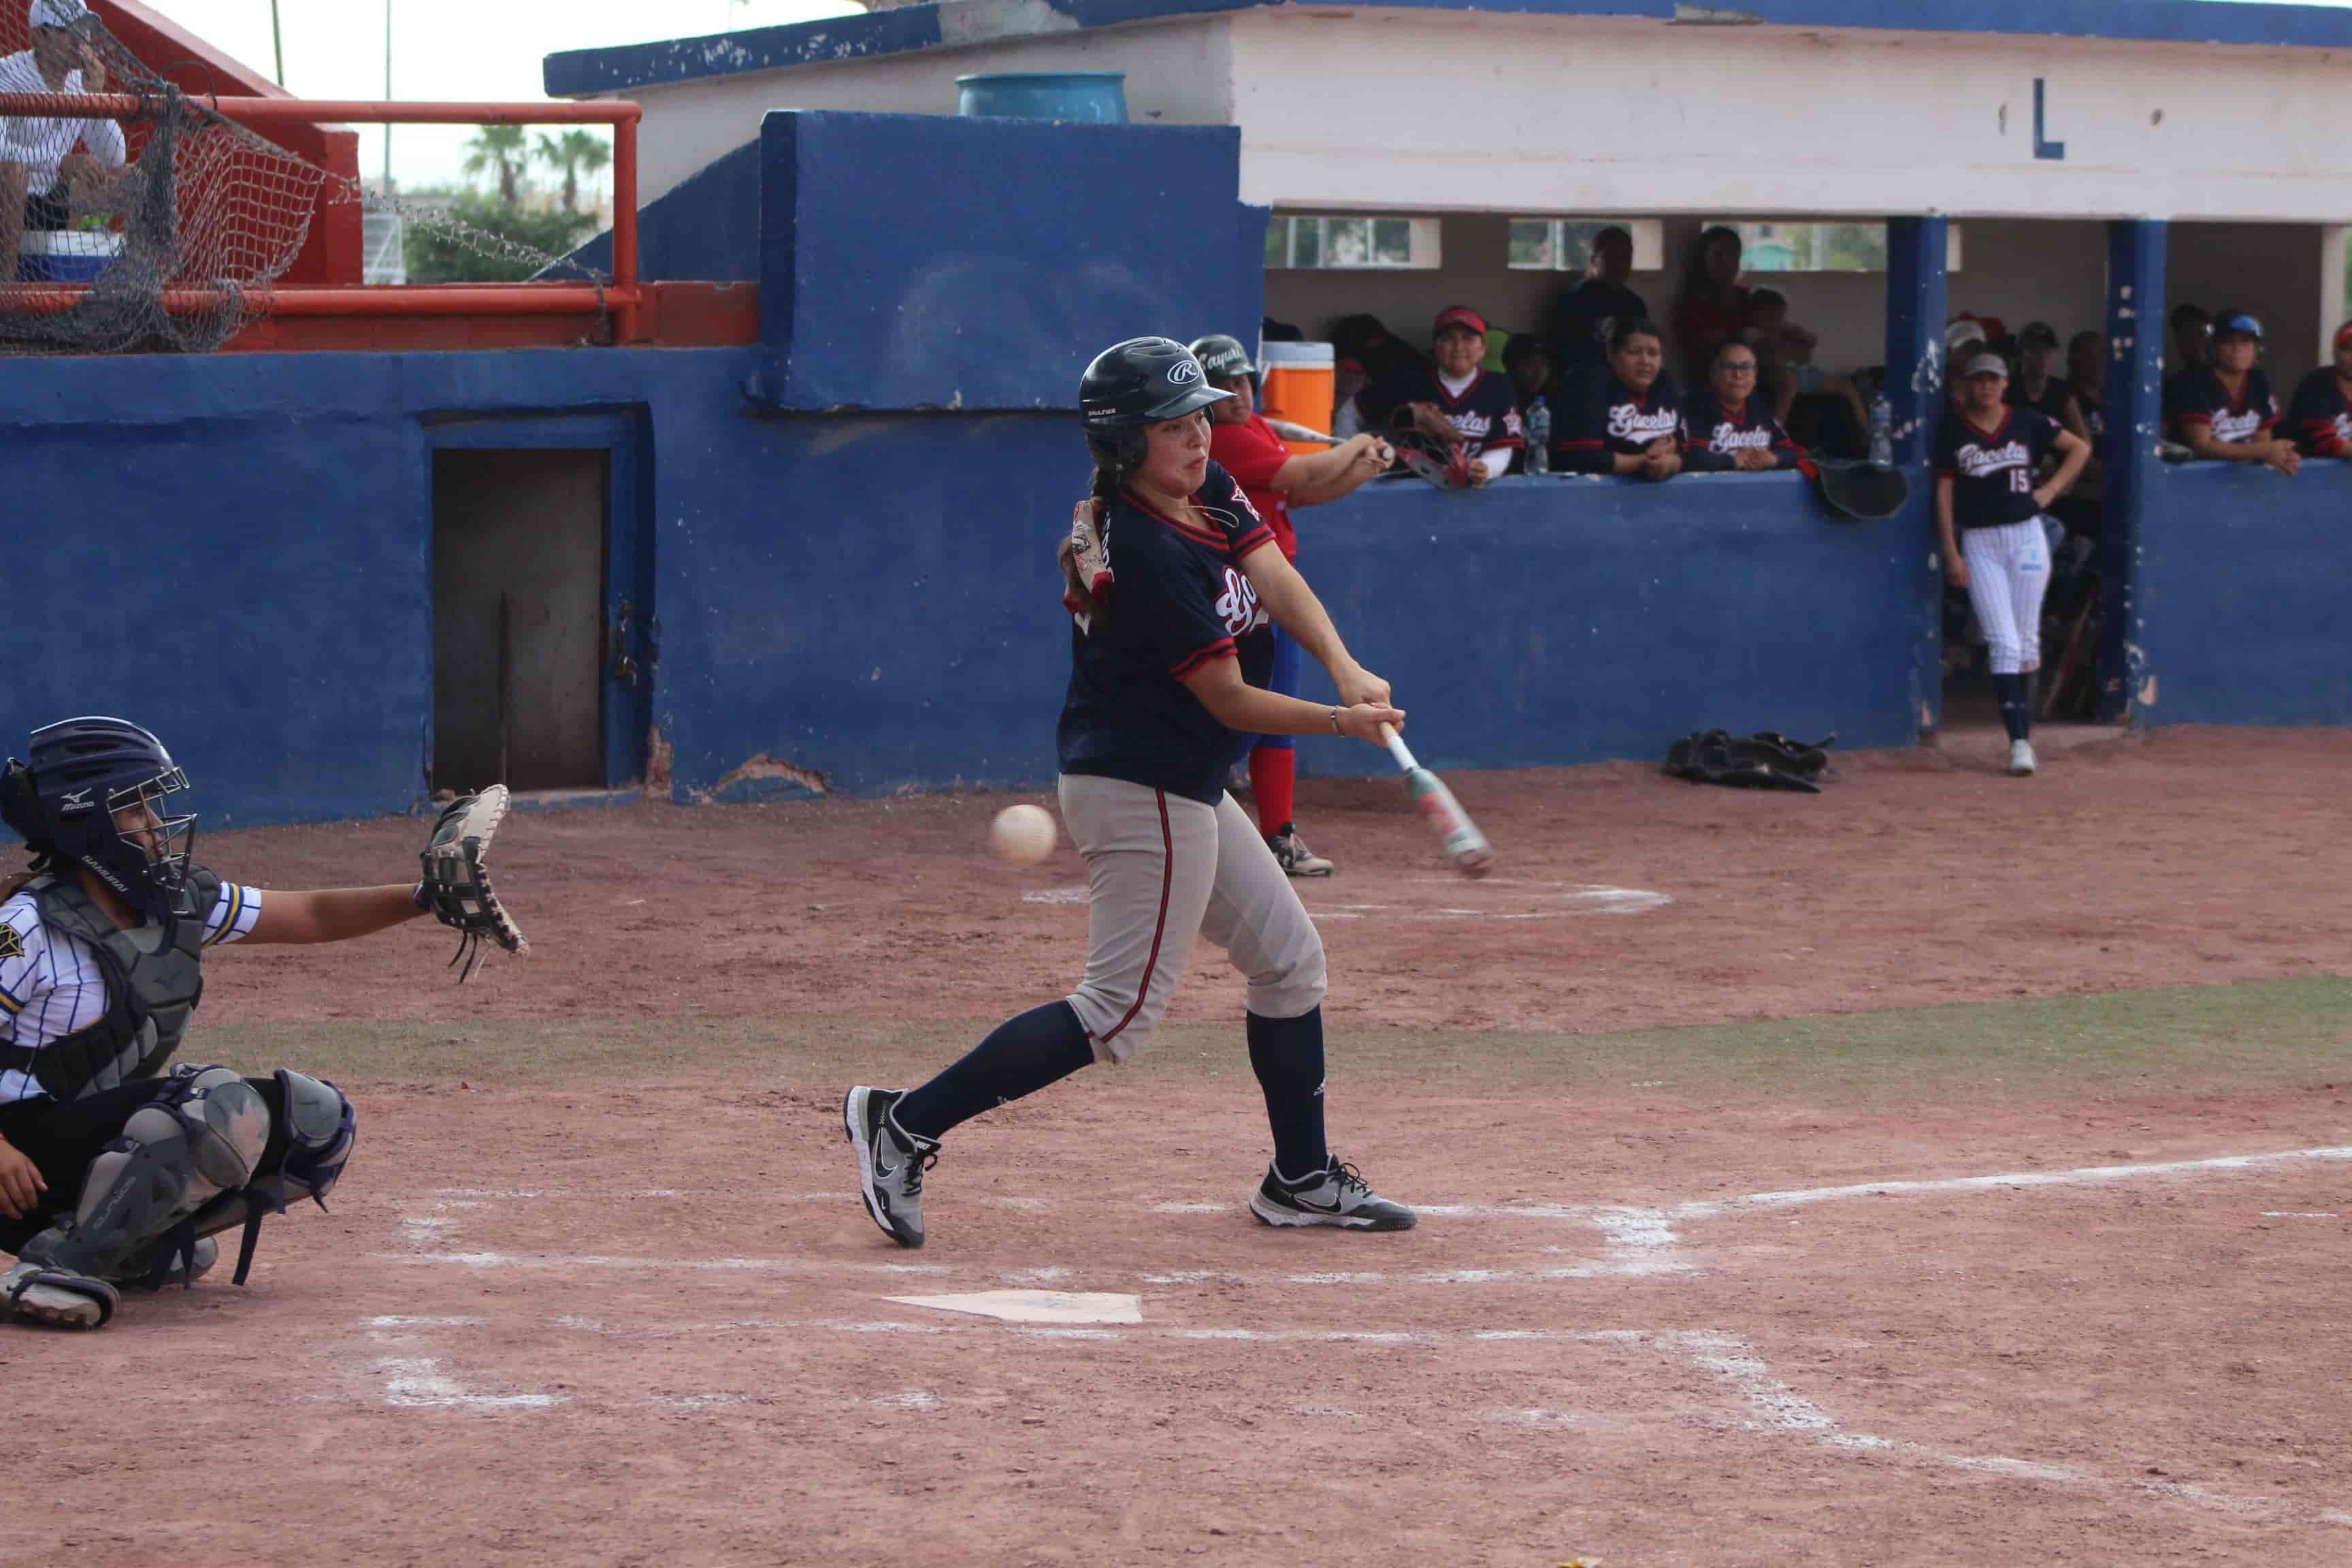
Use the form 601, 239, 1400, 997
269, 0, 284, 84
382, 0, 393, 191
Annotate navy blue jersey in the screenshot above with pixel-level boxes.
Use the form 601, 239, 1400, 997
2174, 365, 2278, 446
2004, 378, 2074, 427
1936, 407, 2061, 531
1550, 278, 1649, 372
1417, 368, 1524, 459
1058, 461, 1277, 804
2287, 368, 2351, 457
1680, 392, 1801, 472
1554, 363, 1682, 474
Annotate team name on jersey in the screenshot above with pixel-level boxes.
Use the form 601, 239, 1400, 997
1215, 566, 1267, 637
1955, 440, 2030, 479
2207, 407, 2268, 444
1443, 408, 1522, 444
1608, 404, 1680, 443
1705, 422, 1774, 453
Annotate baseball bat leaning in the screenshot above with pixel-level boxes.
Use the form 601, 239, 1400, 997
1377, 723, 1492, 879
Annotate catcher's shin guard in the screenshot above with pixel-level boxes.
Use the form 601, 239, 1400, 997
174, 1069, 357, 1287
18, 1066, 269, 1290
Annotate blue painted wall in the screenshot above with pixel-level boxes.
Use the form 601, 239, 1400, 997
545, 0, 2352, 95
2134, 461, 2352, 728
558, 137, 763, 283
747, 112, 1259, 414
1285, 474, 1925, 773
4, 338, 2342, 833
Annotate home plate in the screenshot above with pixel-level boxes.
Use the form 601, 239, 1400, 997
884, 1290, 1143, 1324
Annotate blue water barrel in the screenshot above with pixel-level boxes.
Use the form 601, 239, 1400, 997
955, 71, 1128, 123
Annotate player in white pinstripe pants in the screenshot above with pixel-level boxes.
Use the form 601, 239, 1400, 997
1936, 352, 2092, 775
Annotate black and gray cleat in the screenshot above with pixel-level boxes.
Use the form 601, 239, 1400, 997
1248, 1158, 1415, 1231
843, 1085, 941, 1249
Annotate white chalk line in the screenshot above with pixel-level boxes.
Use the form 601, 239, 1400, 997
420, 1143, 2352, 1224
1664, 1329, 2349, 1530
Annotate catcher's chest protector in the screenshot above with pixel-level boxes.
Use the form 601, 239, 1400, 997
18, 868, 213, 1101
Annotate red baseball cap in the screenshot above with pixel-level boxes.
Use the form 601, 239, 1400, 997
2335, 321, 2352, 352
1433, 306, 1488, 336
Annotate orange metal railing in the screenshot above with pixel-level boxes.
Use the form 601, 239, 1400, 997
0, 95, 642, 342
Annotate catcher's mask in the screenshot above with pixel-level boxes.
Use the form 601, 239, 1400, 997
7, 716, 198, 921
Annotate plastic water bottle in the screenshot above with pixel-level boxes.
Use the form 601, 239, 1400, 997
1868, 392, 1894, 468
1525, 397, 1551, 475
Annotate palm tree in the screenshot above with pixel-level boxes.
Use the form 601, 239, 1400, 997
462, 126, 528, 207
534, 129, 612, 216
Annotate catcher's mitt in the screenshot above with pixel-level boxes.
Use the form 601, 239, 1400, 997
419, 785, 529, 981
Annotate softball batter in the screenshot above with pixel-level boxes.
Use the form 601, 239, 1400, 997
1936, 352, 2091, 777
845, 336, 1415, 1247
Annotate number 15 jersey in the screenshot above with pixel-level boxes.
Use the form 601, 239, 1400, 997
1936, 407, 2061, 532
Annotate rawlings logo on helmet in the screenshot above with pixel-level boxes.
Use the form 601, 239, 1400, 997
1167, 359, 1201, 386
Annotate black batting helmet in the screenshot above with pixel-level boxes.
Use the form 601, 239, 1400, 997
1186, 334, 1255, 382
1079, 337, 1230, 429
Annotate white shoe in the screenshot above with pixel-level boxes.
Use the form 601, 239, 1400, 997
2007, 739, 2036, 777
1, 1260, 118, 1329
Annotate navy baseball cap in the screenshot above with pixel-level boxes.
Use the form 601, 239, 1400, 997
2212, 311, 2264, 341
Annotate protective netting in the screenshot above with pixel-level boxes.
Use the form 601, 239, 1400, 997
0, 5, 599, 355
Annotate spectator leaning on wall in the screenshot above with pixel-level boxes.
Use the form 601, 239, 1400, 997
1556, 316, 1684, 481
2174, 311, 2300, 476
1682, 339, 1802, 473
0, 0, 128, 285
1549, 226, 1649, 378
2285, 321, 2352, 460
1403, 306, 1522, 487
1191, 333, 1394, 879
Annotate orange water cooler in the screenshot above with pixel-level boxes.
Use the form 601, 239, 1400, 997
1257, 342, 1335, 454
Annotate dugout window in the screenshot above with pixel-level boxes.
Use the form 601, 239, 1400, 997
431, 449, 609, 793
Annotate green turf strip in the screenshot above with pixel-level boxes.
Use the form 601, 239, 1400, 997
195, 975, 2351, 1103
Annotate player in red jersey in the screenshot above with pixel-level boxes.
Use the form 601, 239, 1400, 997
1190, 333, 1393, 877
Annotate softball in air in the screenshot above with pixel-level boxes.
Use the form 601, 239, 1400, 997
988, 804, 1058, 866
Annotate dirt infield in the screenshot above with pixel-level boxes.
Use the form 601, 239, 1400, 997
8, 725, 2352, 1567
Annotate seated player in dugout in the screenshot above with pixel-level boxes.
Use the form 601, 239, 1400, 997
0, 717, 511, 1329
1397, 306, 1522, 486
0, 0, 129, 285
2006, 321, 2091, 443
1190, 332, 1394, 877
2173, 311, 2300, 476
1681, 338, 1803, 473
2285, 320, 2352, 460
1554, 315, 1684, 480
2160, 303, 2213, 441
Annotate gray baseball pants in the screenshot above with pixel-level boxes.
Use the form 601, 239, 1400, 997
1057, 773, 1327, 1064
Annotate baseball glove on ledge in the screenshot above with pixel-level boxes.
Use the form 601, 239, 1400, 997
419, 785, 529, 980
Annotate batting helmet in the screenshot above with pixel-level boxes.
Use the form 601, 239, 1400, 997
1079, 338, 1230, 429
1, 717, 197, 920
1186, 334, 1256, 382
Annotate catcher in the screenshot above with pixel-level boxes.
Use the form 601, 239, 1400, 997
0, 715, 525, 1330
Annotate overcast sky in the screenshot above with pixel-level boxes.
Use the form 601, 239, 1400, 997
135, 0, 2352, 193
139, 0, 863, 192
